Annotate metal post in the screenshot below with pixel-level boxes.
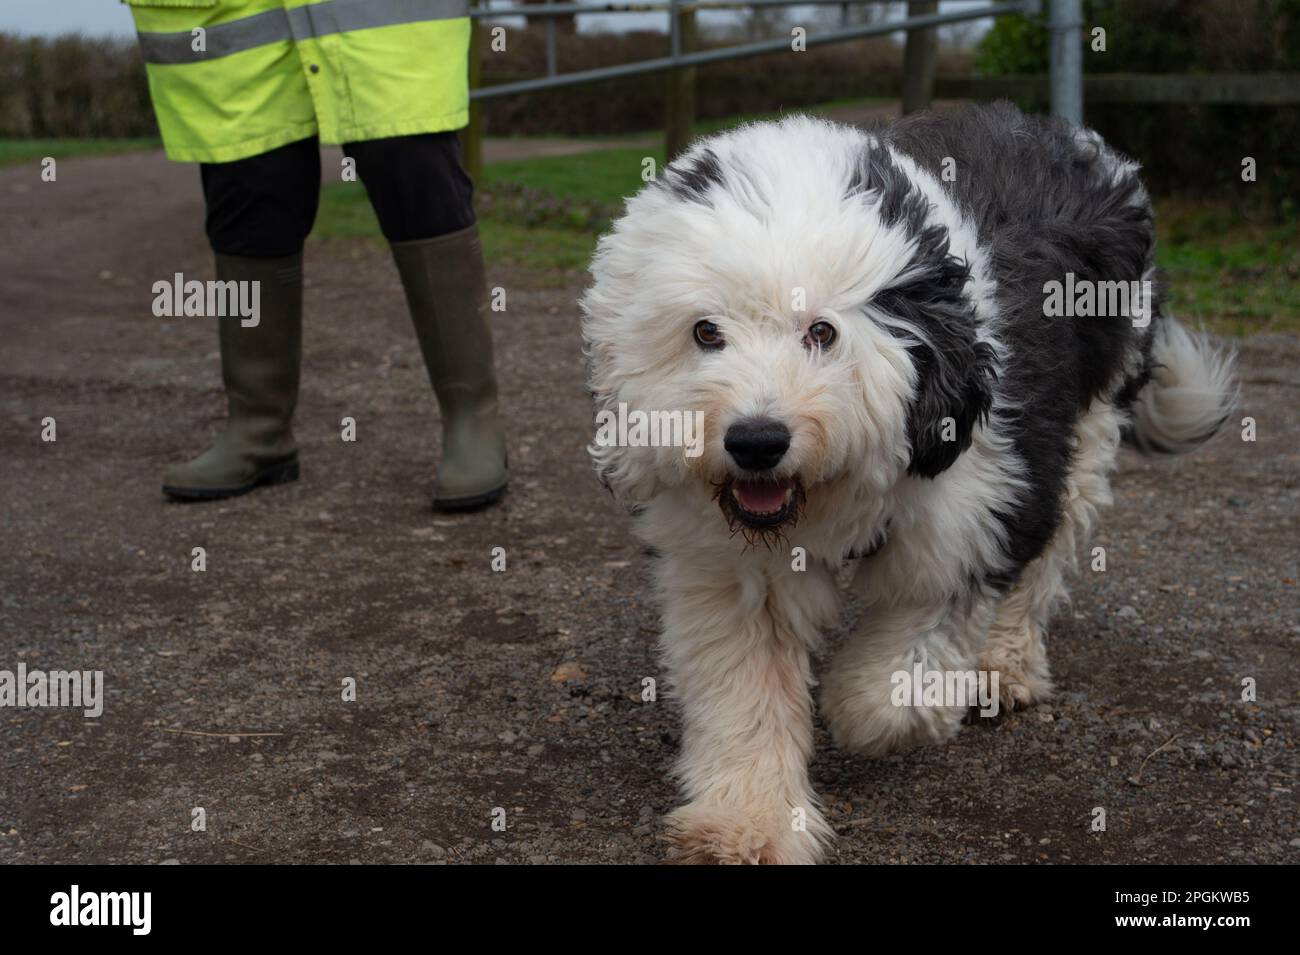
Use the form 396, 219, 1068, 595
901, 0, 938, 115
1048, 0, 1083, 124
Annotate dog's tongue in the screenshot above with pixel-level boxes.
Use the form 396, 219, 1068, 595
734, 482, 786, 513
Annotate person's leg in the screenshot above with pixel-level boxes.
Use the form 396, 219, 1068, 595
343, 132, 507, 511
162, 137, 320, 500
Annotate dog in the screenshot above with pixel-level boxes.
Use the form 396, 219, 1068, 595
580, 102, 1236, 864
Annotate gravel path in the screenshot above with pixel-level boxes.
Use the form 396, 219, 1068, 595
0, 150, 1296, 864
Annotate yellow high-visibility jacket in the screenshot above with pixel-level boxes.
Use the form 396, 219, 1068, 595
123, 0, 470, 163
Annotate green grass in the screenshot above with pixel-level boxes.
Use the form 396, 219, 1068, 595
0, 137, 160, 166
1155, 199, 1300, 335
485, 220, 596, 275
482, 145, 663, 209
474, 96, 893, 208
311, 180, 388, 243
313, 180, 597, 283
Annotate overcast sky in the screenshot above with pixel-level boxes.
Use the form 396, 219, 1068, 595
0, 0, 122, 37
1, 1, 989, 40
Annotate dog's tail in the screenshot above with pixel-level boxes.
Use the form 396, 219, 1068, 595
1124, 317, 1238, 455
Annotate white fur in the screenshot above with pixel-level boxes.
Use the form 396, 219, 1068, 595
1131, 319, 1238, 453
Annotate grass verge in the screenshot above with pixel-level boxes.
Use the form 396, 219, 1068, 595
1156, 199, 1299, 335
319, 144, 1298, 334
313, 179, 599, 285
0, 138, 160, 166
21, 110, 1280, 332
7, 108, 1289, 330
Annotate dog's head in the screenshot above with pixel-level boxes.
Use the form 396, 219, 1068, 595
581, 117, 995, 541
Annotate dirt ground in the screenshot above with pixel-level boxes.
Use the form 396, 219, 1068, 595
0, 149, 1296, 865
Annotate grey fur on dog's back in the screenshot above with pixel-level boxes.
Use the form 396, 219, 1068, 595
878, 102, 1219, 584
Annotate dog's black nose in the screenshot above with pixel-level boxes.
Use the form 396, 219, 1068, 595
724, 419, 791, 471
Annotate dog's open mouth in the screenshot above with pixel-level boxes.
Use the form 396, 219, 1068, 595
716, 476, 806, 536
732, 479, 797, 524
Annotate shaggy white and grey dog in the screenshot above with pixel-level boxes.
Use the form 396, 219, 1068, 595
580, 102, 1236, 864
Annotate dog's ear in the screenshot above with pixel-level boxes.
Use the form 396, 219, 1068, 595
589, 397, 634, 500
903, 335, 996, 478
871, 231, 997, 478
583, 350, 659, 505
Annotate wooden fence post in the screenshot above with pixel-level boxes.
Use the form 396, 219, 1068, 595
664, 5, 698, 164
901, 0, 938, 115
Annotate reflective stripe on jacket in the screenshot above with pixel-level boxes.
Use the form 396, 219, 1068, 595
124, 0, 470, 163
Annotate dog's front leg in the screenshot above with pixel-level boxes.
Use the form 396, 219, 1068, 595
822, 598, 993, 756
657, 554, 835, 865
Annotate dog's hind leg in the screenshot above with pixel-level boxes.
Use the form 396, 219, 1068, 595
979, 402, 1122, 710
978, 565, 1058, 712
658, 554, 838, 864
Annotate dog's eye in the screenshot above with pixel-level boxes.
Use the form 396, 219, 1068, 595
694, 320, 724, 350
807, 321, 837, 348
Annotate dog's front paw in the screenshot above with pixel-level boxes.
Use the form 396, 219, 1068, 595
662, 803, 825, 865
821, 667, 966, 756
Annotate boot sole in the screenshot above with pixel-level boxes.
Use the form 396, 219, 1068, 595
433, 483, 507, 513
162, 460, 300, 502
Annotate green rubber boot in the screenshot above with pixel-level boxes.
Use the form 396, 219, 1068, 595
391, 225, 507, 511
161, 253, 302, 501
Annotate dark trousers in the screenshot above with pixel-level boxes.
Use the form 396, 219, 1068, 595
200, 132, 476, 258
